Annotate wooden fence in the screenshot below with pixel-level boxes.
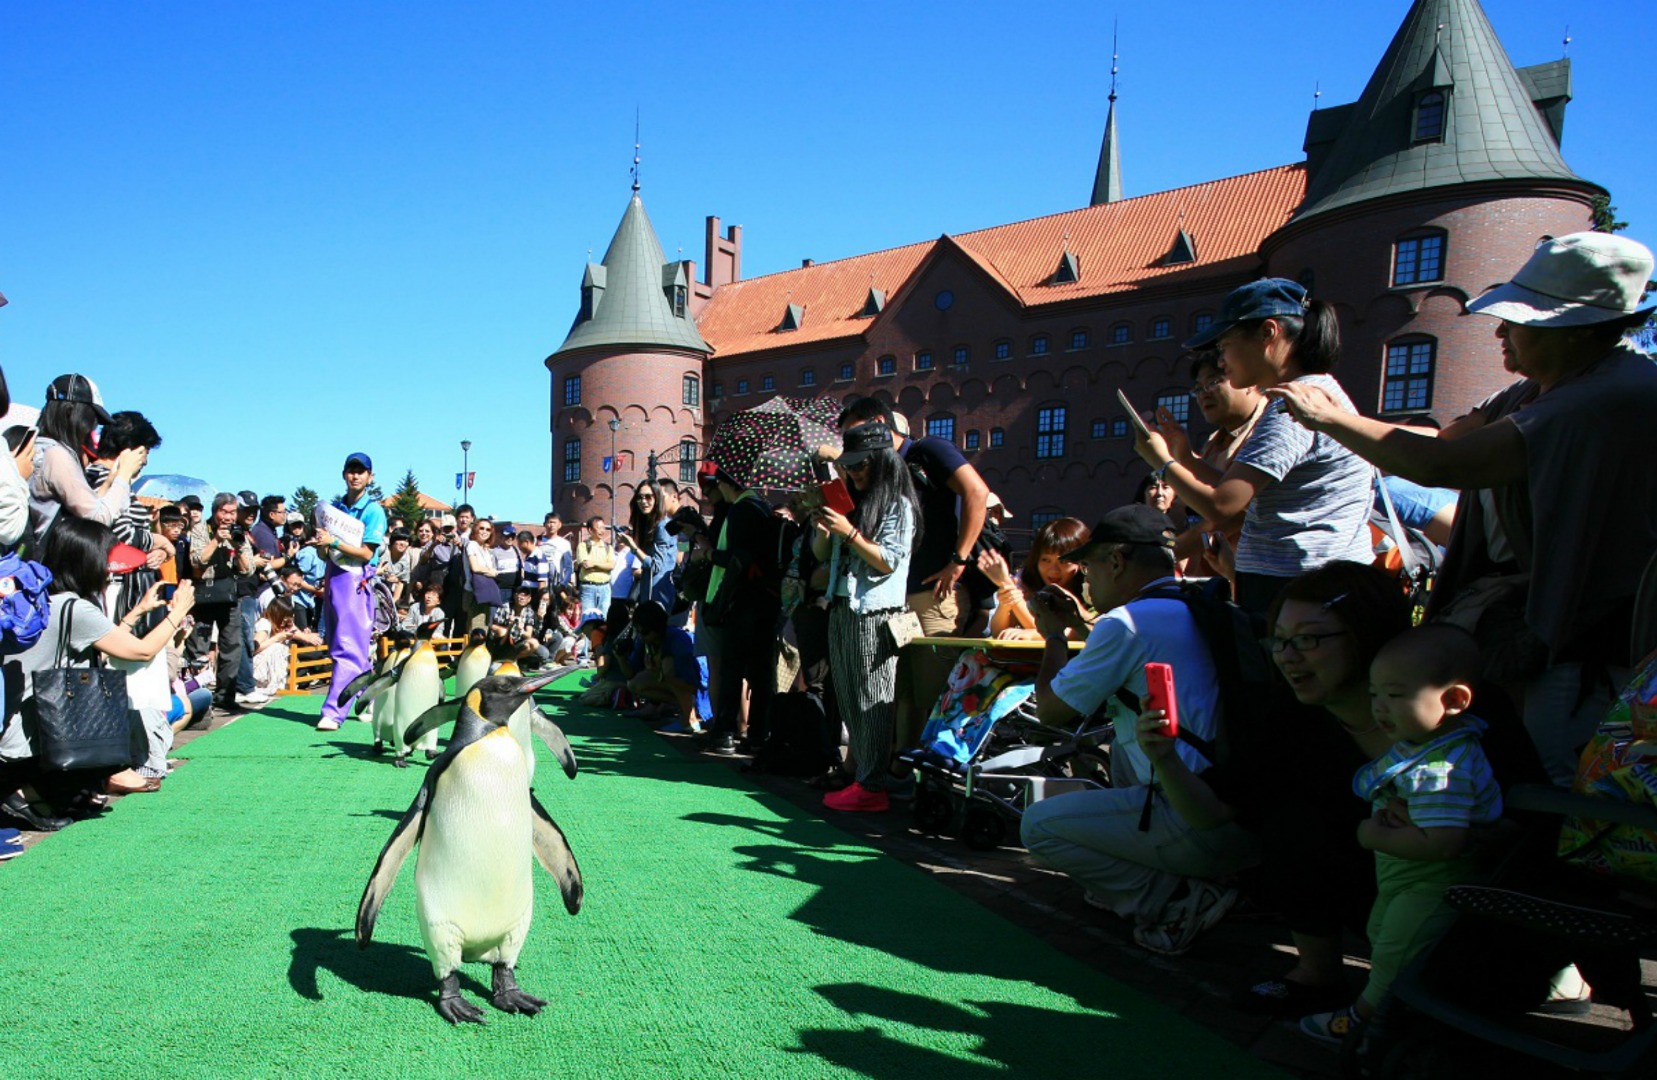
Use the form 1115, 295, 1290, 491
281, 636, 471, 695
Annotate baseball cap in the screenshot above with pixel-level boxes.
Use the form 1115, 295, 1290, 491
237, 490, 260, 511
344, 452, 373, 472
1183, 278, 1309, 350
46, 374, 113, 424
834, 420, 894, 468
178, 494, 204, 511
1060, 505, 1177, 562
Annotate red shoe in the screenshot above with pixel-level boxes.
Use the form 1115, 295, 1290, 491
823, 781, 889, 813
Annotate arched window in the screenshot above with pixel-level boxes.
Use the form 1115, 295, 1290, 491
877, 355, 897, 376
1030, 334, 1050, 356
736, 378, 750, 395
761, 374, 776, 392
952, 345, 969, 368
1192, 311, 1214, 336
964, 429, 981, 451
1109, 322, 1132, 346
1383, 337, 1437, 413
838, 361, 855, 381
993, 340, 1012, 361
800, 368, 817, 387
1414, 91, 1446, 143
915, 351, 934, 372
1070, 328, 1091, 350
1393, 230, 1447, 286
989, 427, 1005, 448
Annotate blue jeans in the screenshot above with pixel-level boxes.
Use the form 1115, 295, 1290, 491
237, 595, 261, 694
579, 582, 611, 618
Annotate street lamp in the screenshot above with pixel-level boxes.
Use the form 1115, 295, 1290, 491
607, 419, 620, 526
460, 440, 472, 506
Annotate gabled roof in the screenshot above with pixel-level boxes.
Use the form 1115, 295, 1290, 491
1296, 0, 1592, 221
696, 163, 1305, 359
552, 193, 710, 358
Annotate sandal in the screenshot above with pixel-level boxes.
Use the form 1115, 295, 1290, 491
1299, 1005, 1361, 1045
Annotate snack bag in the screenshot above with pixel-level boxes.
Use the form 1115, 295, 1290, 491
1559, 648, 1657, 883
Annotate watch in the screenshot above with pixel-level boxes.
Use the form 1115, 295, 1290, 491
950, 553, 973, 567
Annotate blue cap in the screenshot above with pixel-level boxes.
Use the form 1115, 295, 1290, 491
344, 452, 373, 472
1183, 278, 1308, 350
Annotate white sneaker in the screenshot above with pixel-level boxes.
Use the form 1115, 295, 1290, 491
236, 692, 273, 707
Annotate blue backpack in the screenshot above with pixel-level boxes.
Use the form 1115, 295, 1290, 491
0, 551, 54, 653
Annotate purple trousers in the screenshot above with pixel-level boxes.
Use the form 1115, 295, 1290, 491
321, 561, 375, 725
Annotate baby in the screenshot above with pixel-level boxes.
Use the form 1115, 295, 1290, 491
1301, 624, 1503, 1044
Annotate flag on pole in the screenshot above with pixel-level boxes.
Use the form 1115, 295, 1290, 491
456, 472, 464, 491
455, 471, 476, 490
602, 457, 613, 473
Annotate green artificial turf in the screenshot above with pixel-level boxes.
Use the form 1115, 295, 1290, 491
0, 677, 1282, 1079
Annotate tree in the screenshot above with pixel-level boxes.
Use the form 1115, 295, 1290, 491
1590, 194, 1628, 234
388, 469, 428, 526
291, 485, 320, 523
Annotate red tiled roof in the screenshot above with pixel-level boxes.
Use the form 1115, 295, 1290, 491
698, 163, 1307, 358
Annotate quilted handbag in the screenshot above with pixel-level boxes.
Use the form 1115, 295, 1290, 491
30, 600, 140, 772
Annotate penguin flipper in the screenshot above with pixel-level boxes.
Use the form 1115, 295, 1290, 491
529, 794, 583, 915
400, 699, 462, 751
356, 785, 429, 947
531, 708, 580, 779
339, 666, 383, 708
352, 673, 398, 717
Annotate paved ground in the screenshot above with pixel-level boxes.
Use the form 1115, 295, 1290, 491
9, 699, 1649, 1078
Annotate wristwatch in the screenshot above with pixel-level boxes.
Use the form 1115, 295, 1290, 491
950, 553, 973, 567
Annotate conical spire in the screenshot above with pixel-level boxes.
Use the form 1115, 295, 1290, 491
1090, 30, 1123, 206
1295, 0, 1590, 221
553, 193, 710, 358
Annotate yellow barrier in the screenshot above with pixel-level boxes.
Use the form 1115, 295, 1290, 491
282, 635, 470, 695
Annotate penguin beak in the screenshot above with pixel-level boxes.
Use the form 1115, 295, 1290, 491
514, 670, 563, 696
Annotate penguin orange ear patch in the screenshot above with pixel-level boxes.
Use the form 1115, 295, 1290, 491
465, 689, 482, 715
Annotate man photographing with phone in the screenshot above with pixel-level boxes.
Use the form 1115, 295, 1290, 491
1018, 504, 1250, 956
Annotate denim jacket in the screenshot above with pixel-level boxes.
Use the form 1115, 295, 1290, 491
828, 502, 915, 614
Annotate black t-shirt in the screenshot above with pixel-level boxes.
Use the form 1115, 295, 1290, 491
900, 436, 968, 593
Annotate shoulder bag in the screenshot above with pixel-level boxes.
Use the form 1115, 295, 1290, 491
29, 599, 143, 772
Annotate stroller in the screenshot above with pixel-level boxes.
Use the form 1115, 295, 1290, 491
899, 647, 1113, 850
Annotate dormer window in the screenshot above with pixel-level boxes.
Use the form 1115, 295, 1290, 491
1414, 91, 1446, 143
672, 284, 688, 318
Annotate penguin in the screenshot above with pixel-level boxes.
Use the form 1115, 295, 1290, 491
451, 628, 491, 697
387, 624, 444, 767
357, 671, 583, 1025
339, 632, 413, 751
402, 662, 581, 782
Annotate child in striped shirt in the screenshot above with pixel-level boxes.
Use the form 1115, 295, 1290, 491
1301, 624, 1503, 1044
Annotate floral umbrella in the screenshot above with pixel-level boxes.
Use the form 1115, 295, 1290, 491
706, 395, 842, 491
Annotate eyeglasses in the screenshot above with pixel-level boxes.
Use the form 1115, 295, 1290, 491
839, 458, 873, 473
1189, 377, 1227, 398
1260, 630, 1347, 655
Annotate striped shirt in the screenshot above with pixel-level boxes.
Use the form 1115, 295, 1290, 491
1355, 723, 1503, 831
1232, 374, 1375, 577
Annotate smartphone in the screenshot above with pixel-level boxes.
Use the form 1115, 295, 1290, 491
819, 477, 855, 516
1205, 532, 1223, 556
1144, 661, 1179, 738
160, 584, 177, 602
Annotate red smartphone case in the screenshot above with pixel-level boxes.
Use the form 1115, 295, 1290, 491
1144, 661, 1179, 737
820, 478, 855, 516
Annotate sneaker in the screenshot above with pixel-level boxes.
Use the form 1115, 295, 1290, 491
316, 718, 342, 732
0, 835, 23, 861
1299, 1005, 1360, 1045
823, 782, 889, 813
1131, 880, 1238, 956
236, 692, 273, 708
704, 733, 737, 756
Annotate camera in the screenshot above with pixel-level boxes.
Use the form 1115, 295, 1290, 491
228, 523, 247, 547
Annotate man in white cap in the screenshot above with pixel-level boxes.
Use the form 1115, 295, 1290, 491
1268, 231, 1657, 786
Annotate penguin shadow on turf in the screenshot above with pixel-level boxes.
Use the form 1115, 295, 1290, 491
287, 927, 490, 1010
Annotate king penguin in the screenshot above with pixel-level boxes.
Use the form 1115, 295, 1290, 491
357, 671, 583, 1024
340, 632, 413, 749
387, 624, 444, 767
401, 660, 582, 782
452, 628, 491, 697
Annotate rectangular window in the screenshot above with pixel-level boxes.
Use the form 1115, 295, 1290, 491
1031, 335, 1050, 355
678, 440, 697, 484
1150, 317, 1171, 340
926, 416, 955, 442
801, 368, 816, 387
1029, 510, 1061, 529
953, 346, 969, 368
672, 285, 688, 317
877, 356, 896, 376
1036, 406, 1066, 459
562, 438, 581, 483
1393, 234, 1445, 286
1111, 417, 1129, 438
838, 362, 854, 381
1090, 419, 1107, 439
761, 374, 775, 392
562, 375, 581, 407
1070, 330, 1090, 350
682, 375, 700, 407
989, 428, 1004, 448
1110, 324, 1130, 345
964, 429, 980, 451
712, 381, 724, 399
915, 351, 933, 372
994, 341, 1011, 361
736, 378, 749, 395
1193, 313, 1213, 335
1383, 340, 1436, 412
1155, 392, 1190, 425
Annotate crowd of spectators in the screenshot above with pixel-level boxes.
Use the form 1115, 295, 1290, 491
2, 231, 1653, 1053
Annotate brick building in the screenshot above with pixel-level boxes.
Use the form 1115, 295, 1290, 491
546, 0, 1603, 528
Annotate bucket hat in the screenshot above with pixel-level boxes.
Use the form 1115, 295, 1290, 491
1467, 232, 1654, 327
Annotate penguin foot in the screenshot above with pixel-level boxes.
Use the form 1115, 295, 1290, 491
424, 749, 440, 761
490, 965, 546, 1016
437, 974, 486, 1025
393, 755, 409, 769
372, 739, 384, 755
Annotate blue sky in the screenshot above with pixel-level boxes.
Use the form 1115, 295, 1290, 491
3, 1, 1650, 521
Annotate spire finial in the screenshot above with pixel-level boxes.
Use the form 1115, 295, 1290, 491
1109, 19, 1119, 103
630, 107, 641, 193
1562, 25, 1572, 58
1313, 80, 1321, 111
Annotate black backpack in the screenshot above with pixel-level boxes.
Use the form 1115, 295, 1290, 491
752, 691, 837, 777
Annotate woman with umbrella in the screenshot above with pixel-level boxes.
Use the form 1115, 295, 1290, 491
809, 419, 921, 813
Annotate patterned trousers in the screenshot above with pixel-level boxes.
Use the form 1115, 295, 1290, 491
827, 602, 900, 788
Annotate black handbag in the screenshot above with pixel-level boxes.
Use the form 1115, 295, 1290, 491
471, 573, 504, 606
29, 599, 142, 772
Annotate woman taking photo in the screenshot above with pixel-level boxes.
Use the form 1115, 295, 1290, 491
0, 516, 196, 831
810, 419, 920, 814
977, 516, 1093, 640
464, 517, 502, 630
1133, 280, 1373, 614
28, 374, 143, 543
617, 481, 678, 610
